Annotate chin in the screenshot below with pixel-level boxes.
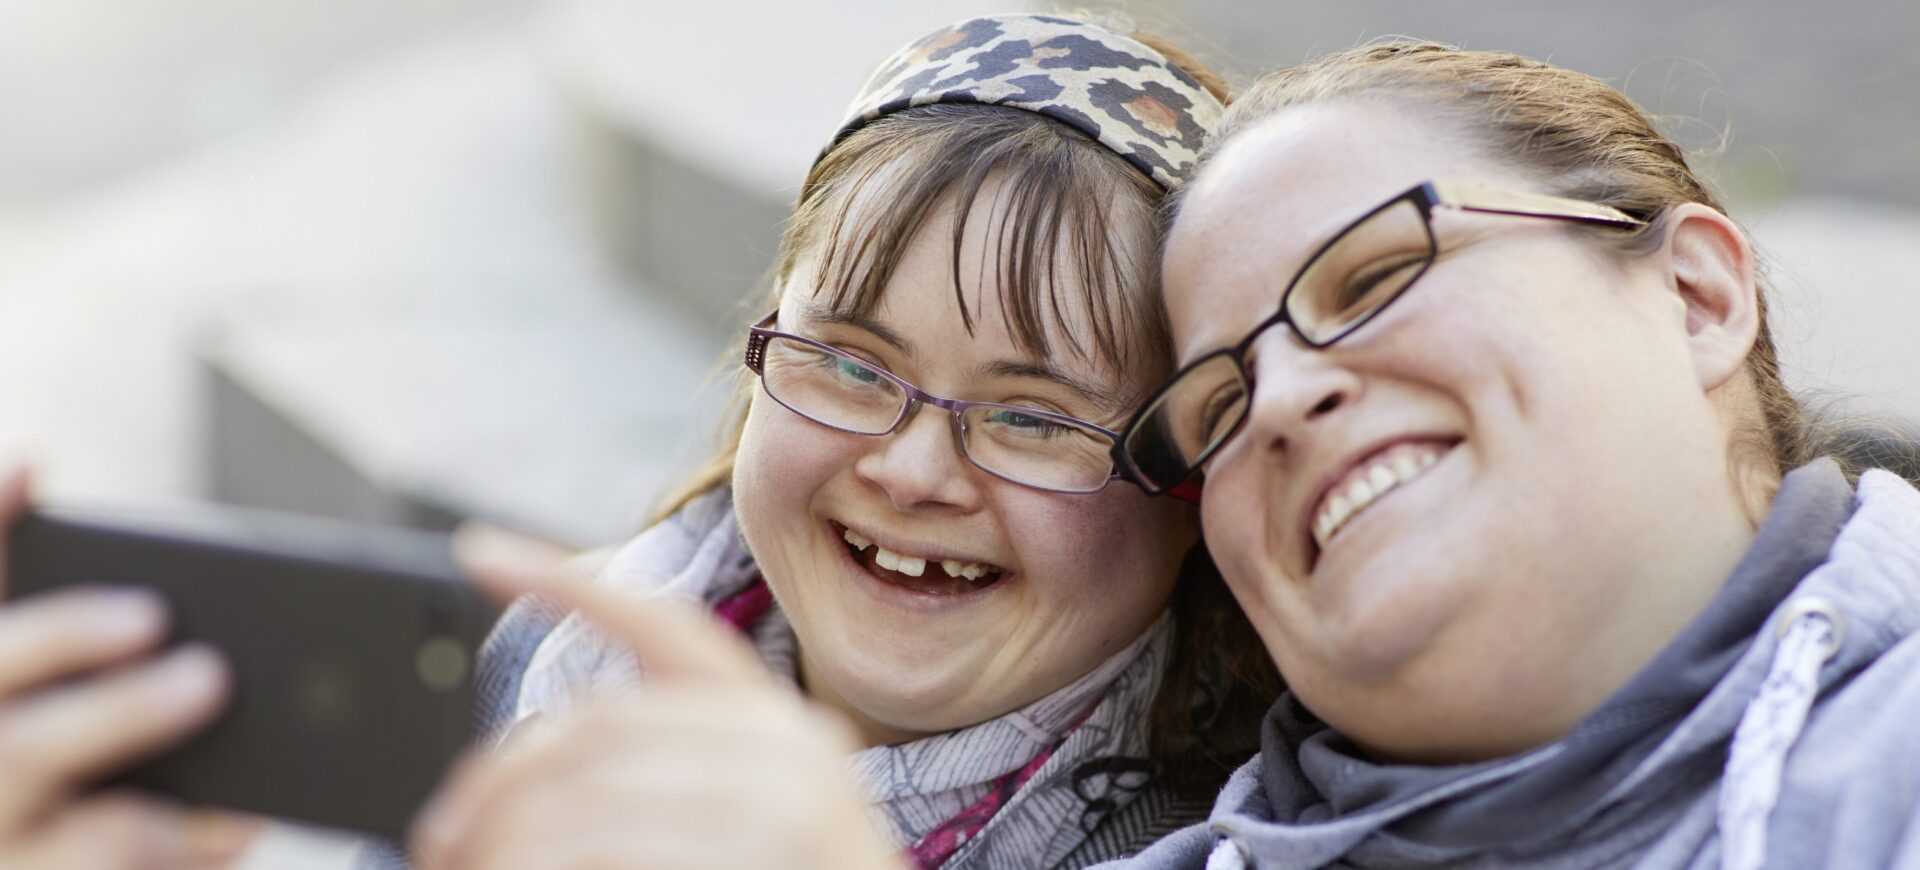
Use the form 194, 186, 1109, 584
1302, 555, 1471, 688
818, 650, 997, 733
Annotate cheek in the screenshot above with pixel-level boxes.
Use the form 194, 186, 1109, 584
1005, 490, 1188, 614
1198, 464, 1288, 626
734, 396, 851, 553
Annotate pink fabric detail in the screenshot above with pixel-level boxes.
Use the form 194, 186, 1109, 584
713, 578, 774, 631
710, 577, 1086, 869
907, 738, 1062, 869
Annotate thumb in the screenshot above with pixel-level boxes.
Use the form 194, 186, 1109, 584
0, 463, 29, 517
451, 522, 773, 687
1, 462, 32, 599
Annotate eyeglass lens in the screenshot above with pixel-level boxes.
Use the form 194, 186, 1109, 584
759, 337, 905, 435
757, 336, 1117, 492
1122, 197, 1437, 490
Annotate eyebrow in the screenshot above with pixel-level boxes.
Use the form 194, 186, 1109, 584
798, 301, 913, 358
981, 360, 1129, 417
798, 300, 1127, 417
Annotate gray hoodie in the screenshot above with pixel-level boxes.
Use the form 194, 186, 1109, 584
1116, 461, 1920, 868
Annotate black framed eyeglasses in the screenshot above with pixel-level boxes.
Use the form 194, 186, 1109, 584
1116, 180, 1647, 495
744, 314, 1140, 496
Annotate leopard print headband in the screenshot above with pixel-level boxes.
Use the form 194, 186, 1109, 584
823, 14, 1224, 190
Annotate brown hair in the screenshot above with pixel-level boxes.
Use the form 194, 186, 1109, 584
1180, 41, 1831, 491
657, 27, 1278, 786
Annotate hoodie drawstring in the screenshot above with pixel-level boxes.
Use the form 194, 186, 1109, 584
1717, 597, 1844, 870
1205, 836, 1248, 870
1205, 598, 1845, 870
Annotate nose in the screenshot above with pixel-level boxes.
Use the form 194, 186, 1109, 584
852, 404, 985, 512
1236, 327, 1361, 459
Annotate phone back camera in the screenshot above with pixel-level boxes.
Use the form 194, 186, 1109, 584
415, 636, 470, 692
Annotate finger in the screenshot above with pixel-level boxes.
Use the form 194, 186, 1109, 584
0, 463, 28, 524
442, 733, 881, 870
0, 462, 32, 598
0, 587, 169, 697
453, 524, 770, 686
412, 709, 586, 868
13, 791, 194, 870
447, 522, 578, 606
411, 746, 500, 867
0, 645, 229, 831
178, 809, 262, 868
416, 693, 846, 869
413, 702, 692, 867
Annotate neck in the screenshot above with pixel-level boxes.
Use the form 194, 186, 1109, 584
1523, 470, 1770, 755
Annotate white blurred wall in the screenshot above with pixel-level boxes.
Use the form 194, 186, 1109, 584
0, 0, 1914, 532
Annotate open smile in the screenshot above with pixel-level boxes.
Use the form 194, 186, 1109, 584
829, 520, 1010, 597
1306, 437, 1462, 569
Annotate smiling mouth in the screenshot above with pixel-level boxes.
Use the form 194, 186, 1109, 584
1309, 439, 1460, 564
832, 521, 1008, 597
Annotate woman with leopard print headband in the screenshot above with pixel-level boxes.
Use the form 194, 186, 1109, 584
418, 14, 1277, 870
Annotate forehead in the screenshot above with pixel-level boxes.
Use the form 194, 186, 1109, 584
1163, 100, 1518, 351
788, 177, 1139, 387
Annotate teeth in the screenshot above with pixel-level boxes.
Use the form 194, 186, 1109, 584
942, 559, 999, 581
1346, 478, 1374, 506
852, 533, 993, 581
870, 547, 926, 577
1312, 444, 1450, 551
1327, 493, 1353, 531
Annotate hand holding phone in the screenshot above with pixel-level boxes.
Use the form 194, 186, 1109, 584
0, 465, 251, 869
4, 483, 500, 841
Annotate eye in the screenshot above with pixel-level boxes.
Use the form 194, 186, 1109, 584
1332, 251, 1427, 311
1199, 381, 1248, 443
829, 355, 879, 382
983, 408, 1071, 438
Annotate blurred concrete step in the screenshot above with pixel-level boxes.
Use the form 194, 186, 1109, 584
202, 286, 728, 547
541, 0, 1052, 332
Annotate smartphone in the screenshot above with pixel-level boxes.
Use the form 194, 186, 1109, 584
5, 505, 502, 841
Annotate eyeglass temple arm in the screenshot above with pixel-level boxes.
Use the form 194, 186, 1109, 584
1430, 182, 1645, 228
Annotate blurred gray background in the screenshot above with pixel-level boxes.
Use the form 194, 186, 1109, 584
2, 0, 1916, 547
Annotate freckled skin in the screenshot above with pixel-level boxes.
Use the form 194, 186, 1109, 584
734, 179, 1195, 748
1163, 101, 1761, 763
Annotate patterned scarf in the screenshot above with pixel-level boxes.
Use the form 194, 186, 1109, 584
515, 489, 1173, 868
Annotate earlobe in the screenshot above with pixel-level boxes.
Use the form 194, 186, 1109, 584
1664, 203, 1760, 391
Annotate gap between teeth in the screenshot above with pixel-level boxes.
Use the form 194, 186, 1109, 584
843, 529, 997, 580
1313, 447, 1443, 550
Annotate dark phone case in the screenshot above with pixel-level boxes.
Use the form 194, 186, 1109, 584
6, 507, 502, 841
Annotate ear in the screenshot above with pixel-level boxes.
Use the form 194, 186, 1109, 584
1662, 203, 1760, 392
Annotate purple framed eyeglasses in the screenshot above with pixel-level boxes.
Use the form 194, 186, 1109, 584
745, 312, 1192, 499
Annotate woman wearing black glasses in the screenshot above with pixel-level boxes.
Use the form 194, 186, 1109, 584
430, 39, 1920, 870
1112, 41, 1920, 869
